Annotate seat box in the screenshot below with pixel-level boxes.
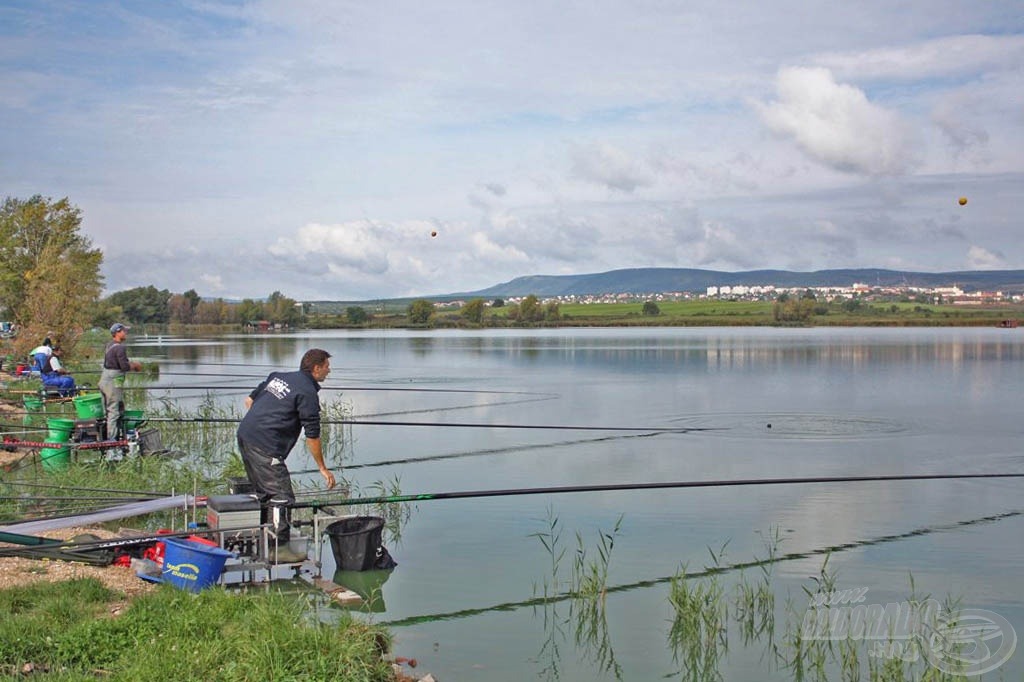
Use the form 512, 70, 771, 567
206, 494, 261, 531
72, 419, 104, 443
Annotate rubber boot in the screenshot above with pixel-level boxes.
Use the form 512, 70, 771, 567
269, 505, 305, 563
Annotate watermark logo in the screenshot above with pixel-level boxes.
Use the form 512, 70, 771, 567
801, 589, 1017, 675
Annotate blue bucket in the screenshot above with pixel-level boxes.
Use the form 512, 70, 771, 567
161, 538, 234, 592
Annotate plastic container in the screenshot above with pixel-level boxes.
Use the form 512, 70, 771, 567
22, 394, 44, 411
46, 417, 75, 440
160, 537, 235, 592
40, 445, 70, 472
123, 409, 146, 431
40, 417, 75, 472
325, 516, 385, 571
72, 393, 104, 420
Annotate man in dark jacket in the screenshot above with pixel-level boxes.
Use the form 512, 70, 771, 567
237, 348, 336, 563
98, 323, 142, 438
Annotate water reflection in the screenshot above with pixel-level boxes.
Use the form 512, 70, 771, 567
333, 568, 394, 612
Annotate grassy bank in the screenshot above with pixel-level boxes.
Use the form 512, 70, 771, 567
0, 578, 393, 681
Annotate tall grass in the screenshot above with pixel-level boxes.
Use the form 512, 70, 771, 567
0, 579, 393, 681
531, 508, 625, 680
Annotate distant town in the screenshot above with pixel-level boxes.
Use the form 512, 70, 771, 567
434, 282, 1024, 309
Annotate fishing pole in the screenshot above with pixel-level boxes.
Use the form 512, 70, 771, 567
1, 481, 172, 497
290, 472, 1024, 510
0, 525, 228, 559
139, 416, 716, 432
379, 507, 1024, 628
115, 384, 555, 396
287, 431, 665, 476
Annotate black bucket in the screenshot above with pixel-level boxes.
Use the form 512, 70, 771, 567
325, 516, 386, 571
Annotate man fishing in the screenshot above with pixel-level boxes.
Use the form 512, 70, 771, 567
98, 323, 142, 439
236, 348, 336, 563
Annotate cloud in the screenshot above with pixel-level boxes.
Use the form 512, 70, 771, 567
812, 34, 1024, 82
757, 67, 919, 176
200, 274, 224, 291
966, 245, 1006, 270
268, 221, 391, 274
569, 142, 654, 193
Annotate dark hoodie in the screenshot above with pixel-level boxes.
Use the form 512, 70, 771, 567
236, 369, 322, 458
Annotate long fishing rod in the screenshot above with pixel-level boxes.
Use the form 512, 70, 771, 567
288, 431, 664, 476
291, 472, 1024, 510
380, 507, 1023, 628
115, 384, 554, 395
1, 481, 172, 497
140, 415, 715, 433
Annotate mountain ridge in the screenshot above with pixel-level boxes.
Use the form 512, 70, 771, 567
442, 267, 1024, 298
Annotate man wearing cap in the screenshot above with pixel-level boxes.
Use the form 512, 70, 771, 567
98, 323, 142, 439
237, 348, 337, 563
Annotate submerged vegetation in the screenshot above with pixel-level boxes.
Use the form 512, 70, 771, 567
528, 512, 983, 681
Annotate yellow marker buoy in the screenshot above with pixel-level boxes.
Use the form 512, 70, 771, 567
958, 197, 968, 206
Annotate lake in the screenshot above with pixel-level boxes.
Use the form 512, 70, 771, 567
134, 327, 1024, 680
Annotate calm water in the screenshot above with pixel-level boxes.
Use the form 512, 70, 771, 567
135, 327, 1024, 680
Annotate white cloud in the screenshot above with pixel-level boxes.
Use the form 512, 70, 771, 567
757, 67, 919, 176
813, 34, 1024, 82
200, 274, 224, 291
966, 245, 1007, 269
569, 142, 654, 193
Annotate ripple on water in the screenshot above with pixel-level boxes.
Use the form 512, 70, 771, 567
671, 412, 911, 440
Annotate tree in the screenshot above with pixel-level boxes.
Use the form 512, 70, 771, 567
346, 306, 369, 324
105, 285, 171, 324
544, 301, 560, 321
462, 298, 486, 324
237, 299, 264, 323
0, 196, 103, 355
772, 298, 815, 323
518, 295, 541, 322
265, 291, 300, 326
491, 298, 505, 308
642, 301, 660, 316
195, 299, 228, 324
407, 299, 435, 325
168, 294, 193, 324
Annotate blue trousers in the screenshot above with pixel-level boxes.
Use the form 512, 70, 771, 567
42, 374, 76, 397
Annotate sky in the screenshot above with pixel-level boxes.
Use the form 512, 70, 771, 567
1, 1, 1023, 301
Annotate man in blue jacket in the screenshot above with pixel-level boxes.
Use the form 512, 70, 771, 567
237, 348, 337, 563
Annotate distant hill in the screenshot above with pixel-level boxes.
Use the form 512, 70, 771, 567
449, 268, 1024, 298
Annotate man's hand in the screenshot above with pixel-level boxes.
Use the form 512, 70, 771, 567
129, 361, 143, 372
321, 468, 336, 489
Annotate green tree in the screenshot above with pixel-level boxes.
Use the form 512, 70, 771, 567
237, 299, 264, 323
346, 306, 369, 324
642, 301, 660, 316
462, 298, 486, 324
105, 285, 171, 324
491, 298, 505, 308
0, 195, 103, 355
544, 301, 560, 321
407, 299, 435, 325
772, 298, 815, 323
265, 291, 300, 326
518, 295, 541, 322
